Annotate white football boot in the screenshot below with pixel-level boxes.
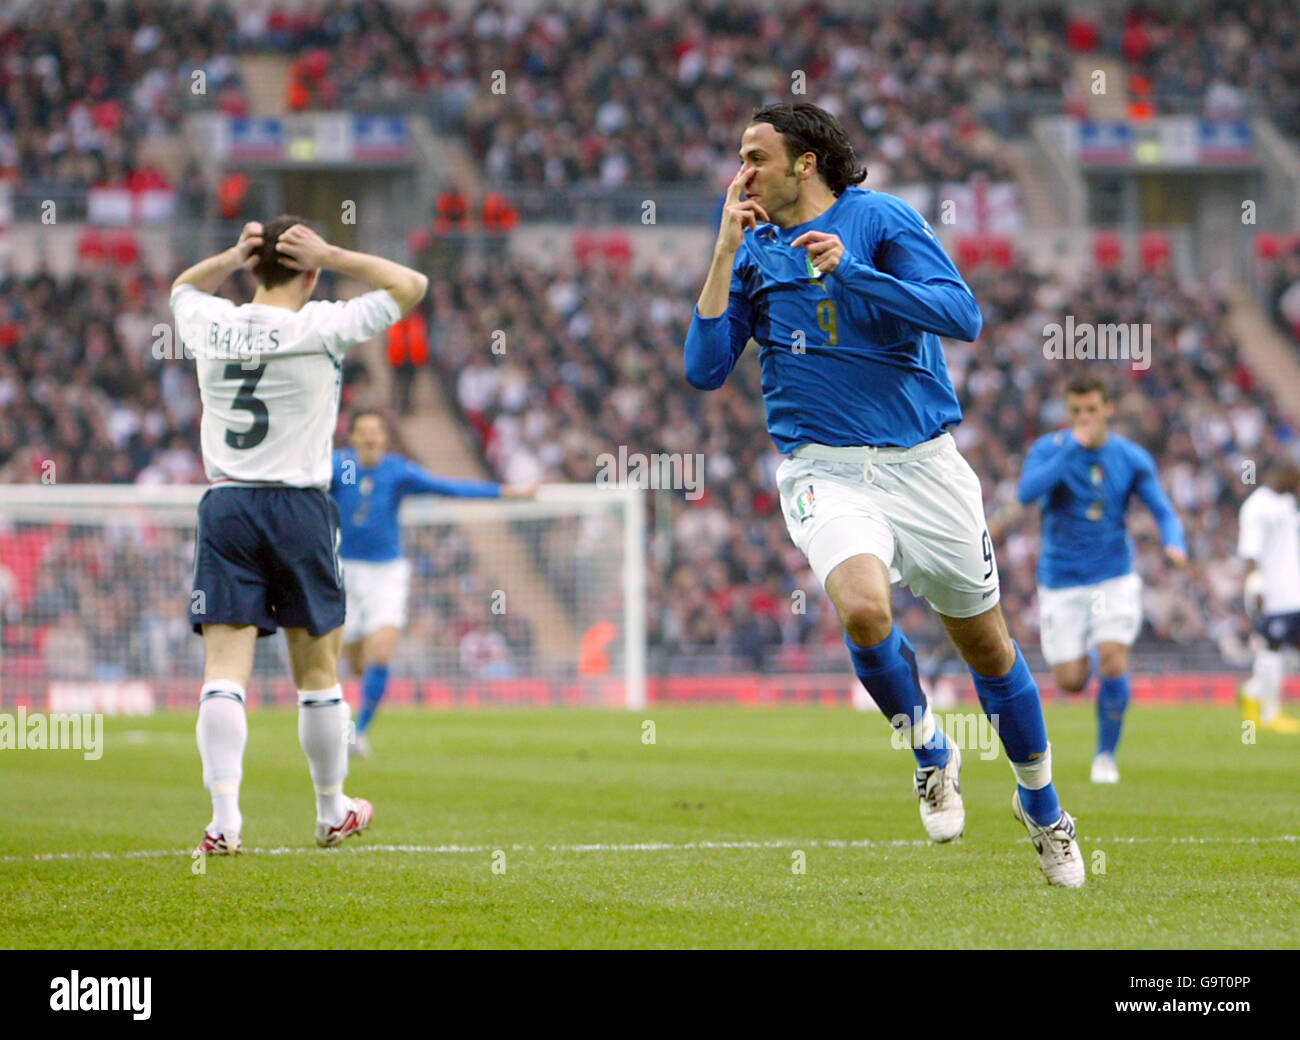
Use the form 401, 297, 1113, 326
195, 830, 242, 856
914, 741, 964, 842
1090, 752, 1120, 784
1012, 791, 1085, 888
315, 797, 374, 848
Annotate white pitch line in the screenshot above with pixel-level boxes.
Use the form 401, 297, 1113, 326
1, 834, 1296, 865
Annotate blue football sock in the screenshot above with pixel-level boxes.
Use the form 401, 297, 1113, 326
1096, 674, 1130, 756
970, 643, 1062, 826
846, 627, 950, 769
356, 664, 389, 736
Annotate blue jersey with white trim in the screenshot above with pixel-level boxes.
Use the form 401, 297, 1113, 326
330, 449, 500, 562
1017, 431, 1186, 589
684, 186, 982, 451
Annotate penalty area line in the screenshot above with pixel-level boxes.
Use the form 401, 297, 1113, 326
2, 834, 1296, 864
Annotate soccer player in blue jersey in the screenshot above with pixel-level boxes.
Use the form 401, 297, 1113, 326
1018, 377, 1187, 783
331, 410, 536, 755
685, 102, 1085, 886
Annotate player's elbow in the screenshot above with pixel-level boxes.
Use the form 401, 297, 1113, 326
954, 298, 982, 341
391, 271, 429, 315
684, 355, 724, 391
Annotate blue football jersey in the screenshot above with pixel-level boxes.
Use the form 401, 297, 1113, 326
1017, 431, 1186, 589
330, 449, 499, 562
684, 187, 982, 451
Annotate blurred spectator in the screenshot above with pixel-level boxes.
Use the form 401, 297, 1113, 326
386, 308, 430, 415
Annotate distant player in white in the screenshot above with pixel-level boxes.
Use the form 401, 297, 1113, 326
1237, 460, 1300, 733
171, 215, 427, 854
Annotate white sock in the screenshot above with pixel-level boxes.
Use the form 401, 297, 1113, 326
298, 686, 349, 825
1251, 649, 1285, 724
1009, 743, 1053, 791
197, 682, 247, 837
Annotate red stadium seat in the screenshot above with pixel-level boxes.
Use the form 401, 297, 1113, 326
602, 232, 632, 266
1093, 231, 1124, 270
77, 228, 107, 262
572, 229, 601, 265
1138, 231, 1170, 271
107, 231, 140, 266
987, 235, 1015, 269
954, 235, 984, 269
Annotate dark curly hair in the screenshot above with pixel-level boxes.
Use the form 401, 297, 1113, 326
749, 103, 867, 196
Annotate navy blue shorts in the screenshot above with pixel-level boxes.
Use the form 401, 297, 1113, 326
190, 486, 345, 638
1255, 610, 1300, 650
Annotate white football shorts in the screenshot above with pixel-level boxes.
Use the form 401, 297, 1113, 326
341, 557, 411, 643
1037, 571, 1142, 665
776, 432, 1000, 619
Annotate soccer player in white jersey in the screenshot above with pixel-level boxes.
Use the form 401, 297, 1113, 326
170, 215, 427, 854
1237, 460, 1300, 733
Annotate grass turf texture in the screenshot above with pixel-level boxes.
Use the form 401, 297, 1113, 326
1, 704, 1296, 949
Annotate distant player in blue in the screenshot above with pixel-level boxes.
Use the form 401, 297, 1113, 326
685, 102, 1085, 886
331, 410, 536, 755
1018, 377, 1186, 783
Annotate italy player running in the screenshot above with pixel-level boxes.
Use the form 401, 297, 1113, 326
1237, 460, 1300, 733
331, 410, 536, 756
685, 102, 1085, 886
1017, 378, 1187, 783
172, 215, 426, 854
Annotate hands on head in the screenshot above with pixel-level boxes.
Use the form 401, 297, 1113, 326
233, 222, 263, 269
274, 223, 335, 272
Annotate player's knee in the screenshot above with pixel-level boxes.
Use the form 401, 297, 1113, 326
1097, 646, 1127, 677
1055, 670, 1089, 694
837, 595, 893, 646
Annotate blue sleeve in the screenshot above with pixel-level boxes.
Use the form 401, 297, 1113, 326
1131, 446, 1186, 551
684, 251, 754, 390
1017, 434, 1075, 504
399, 458, 500, 499
829, 196, 982, 341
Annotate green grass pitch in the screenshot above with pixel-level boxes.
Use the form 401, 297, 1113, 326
1, 704, 1296, 949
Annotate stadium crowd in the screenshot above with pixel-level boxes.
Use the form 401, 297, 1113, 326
8, 0, 1300, 204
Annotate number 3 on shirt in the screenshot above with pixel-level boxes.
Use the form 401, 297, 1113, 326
816, 299, 838, 346
224, 362, 269, 450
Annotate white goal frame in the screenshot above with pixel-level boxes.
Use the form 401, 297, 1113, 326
0, 483, 646, 710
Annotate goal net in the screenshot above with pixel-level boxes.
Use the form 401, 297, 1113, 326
0, 485, 646, 711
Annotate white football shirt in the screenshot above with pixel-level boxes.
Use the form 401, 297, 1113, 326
170, 284, 401, 490
1237, 485, 1300, 614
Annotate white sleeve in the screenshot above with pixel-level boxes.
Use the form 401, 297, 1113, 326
312, 289, 403, 360
1237, 496, 1265, 562
169, 284, 231, 348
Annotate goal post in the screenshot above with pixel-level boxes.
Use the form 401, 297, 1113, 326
0, 484, 646, 711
